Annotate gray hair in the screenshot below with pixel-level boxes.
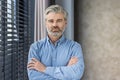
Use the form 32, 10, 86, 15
44, 5, 68, 20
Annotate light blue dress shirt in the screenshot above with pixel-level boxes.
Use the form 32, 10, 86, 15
27, 35, 84, 80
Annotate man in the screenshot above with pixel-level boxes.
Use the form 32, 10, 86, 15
27, 5, 84, 80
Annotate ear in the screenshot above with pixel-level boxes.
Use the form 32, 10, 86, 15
65, 20, 67, 25
66, 21, 67, 24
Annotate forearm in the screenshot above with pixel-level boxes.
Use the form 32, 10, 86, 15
28, 69, 60, 80
44, 60, 84, 79
27, 45, 60, 80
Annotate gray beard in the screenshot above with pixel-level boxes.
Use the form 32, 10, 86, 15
47, 28, 65, 37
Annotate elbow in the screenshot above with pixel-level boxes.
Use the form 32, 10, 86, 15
66, 67, 85, 79
78, 64, 85, 79
74, 64, 85, 79
76, 70, 84, 79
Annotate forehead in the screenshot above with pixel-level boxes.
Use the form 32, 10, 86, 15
46, 12, 64, 20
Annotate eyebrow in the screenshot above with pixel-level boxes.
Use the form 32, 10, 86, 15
56, 19, 63, 21
47, 19, 63, 21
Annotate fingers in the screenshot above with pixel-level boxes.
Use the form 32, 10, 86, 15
31, 58, 38, 62
27, 58, 46, 72
27, 62, 35, 68
27, 58, 38, 69
67, 57, 78, 66
70, 57, 78, 63
27, 62, 34, 69
28, 58, 38, 65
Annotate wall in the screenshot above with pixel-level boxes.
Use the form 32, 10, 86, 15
75, 0, 120, 80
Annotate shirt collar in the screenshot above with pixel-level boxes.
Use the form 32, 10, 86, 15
47, 35, 65, 45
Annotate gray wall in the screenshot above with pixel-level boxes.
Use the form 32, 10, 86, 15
75, 0, 120, 80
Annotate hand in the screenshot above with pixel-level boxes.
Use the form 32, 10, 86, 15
67, 57, 78, 66
27, 58, 46, 72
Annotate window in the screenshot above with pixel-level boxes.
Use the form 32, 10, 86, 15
0, 0, 33, 80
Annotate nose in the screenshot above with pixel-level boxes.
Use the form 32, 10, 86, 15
52, 22, 57, 26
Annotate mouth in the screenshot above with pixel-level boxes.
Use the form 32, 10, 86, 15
52, 28, 60, 32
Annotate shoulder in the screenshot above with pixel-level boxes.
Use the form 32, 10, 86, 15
30, 38, 47, 50
65, 38, 81, 48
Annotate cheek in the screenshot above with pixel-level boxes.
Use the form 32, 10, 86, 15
46, 25, 52, 31
60, 23, 66, 29
46, 23, 51, 28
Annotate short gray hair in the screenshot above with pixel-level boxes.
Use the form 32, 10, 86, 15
44, 5, 68, 20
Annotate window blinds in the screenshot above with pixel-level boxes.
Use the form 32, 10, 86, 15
0, 0, 32, 80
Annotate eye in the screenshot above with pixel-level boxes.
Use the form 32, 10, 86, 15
57, 19, 63, 23
48, 20, 54, 23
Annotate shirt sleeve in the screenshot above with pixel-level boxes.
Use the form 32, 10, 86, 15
27, 43, 59, 80
44, 42, 85, 80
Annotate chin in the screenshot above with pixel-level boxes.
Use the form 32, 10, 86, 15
51, 33, 62, 37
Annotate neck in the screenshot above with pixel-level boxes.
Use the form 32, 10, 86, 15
48, 34, 62, 44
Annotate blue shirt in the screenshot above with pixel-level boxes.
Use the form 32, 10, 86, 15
27, 35, 84, 80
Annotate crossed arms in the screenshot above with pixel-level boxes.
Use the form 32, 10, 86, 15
27, 43, 84, 80
28, 57, 78, 72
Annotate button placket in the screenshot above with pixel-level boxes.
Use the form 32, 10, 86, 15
52, 45, 57, 66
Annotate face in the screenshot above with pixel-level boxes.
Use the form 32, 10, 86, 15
45, 12, 67, 37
